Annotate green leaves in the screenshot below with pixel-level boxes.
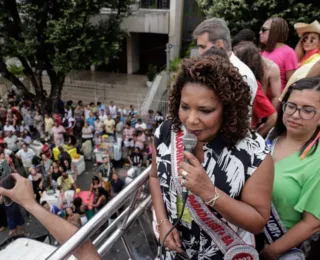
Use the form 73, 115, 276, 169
196, 0, 320, 46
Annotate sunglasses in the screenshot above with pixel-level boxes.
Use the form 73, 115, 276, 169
260, 27, 270, 33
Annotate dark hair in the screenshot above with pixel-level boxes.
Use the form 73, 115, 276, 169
92, 176, 100, 184
41, 201, 48, 206
73, 197, 83, 208
262, 17, 289, 52
233, 42, 264, 82
97, 102, 101, 106
270, 77, 320, 156
169, 56, 251, 147
202, 46, 229, 60
148, 109, 154, 114
96, 187, 109, 200
232, 29, 257, 47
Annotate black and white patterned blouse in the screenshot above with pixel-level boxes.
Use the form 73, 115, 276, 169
154, 120, 269, 260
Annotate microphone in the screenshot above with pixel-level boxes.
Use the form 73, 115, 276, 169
182, 133, 197, 201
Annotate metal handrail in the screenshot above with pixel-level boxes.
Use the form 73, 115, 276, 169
46, 166, 151, 259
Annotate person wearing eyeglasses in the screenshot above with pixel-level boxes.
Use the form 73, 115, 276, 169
261, 77, 320, 259
260, 17, 298, 92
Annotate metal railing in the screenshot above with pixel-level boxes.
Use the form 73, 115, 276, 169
46, 166, 154, 259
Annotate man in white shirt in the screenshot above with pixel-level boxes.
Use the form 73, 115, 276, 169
193, 18, 257, 110
109, 101, 117, 119
16, 143, 35, 176
3, 121, 16, 136
99, 109, 107, 122
135, 119, 147, 132
4, 131, 18, 152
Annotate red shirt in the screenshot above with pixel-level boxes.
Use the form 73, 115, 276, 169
252, 81, 276, 128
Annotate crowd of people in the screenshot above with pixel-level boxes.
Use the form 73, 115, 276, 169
0, 16, 319, 260
0, 96, 165, 236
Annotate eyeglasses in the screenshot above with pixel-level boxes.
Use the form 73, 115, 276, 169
282, 102, 317, 120
260, 27, 270, 33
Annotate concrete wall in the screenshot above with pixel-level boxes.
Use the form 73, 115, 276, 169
121, 10, 169, 34
127, 33, 140, 74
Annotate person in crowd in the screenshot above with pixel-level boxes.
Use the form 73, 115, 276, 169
48, 161, 62, 188
3, 143, 13, 158
0, 197, 7, 232
193, 18, 258, 109
24, 109, 34, 132
57, 170, 77, 192
233, 42, 277, 136
146, 109, 155, 135
93, 132, 101, 146
28, 166, 44, 202
81, 122, 93, 144
295, 20, 320, 68
128, 147, 143, 168
66, 207, 81, 228
2, 198, 25, 236
110, 173, 124, 197
260, 17, 298, 91
90, 102, 97, 115
44, 113, 54, 137
99, 109, 107, 122
6, 110, 17, 127
281, 21, 320, 94
97, 102, 105, 116
72, 197, 88, 226
118, 104, 127, 124
16, 143, 36, 176
84, 104, 91, 121
94, 118, 103, 135
91, 187, 108, 213
128, 105, 137, 117
88, 176, 104, 200
86, 112, 96, 128
261, 77, 320, 259
3, 121, 16, 136
109, 101, 117, 119
123, 122, 135, 154
150, 55, 273, 259
21, 129, 32, 145
103, 113, 115, 136
73, 105, 84, 136
64, 112, 76, 135
58, 146, 71, 166
63, 159, 78, 182
0, 174, 100, 259
134, 130, 146, 151
154, 111, 164, 127
20, 103, 29, 121
98, 156, 115, 190
41, 201, 62, 216
41, 153, 53, 188
51, 121, 66, 146
232, 29, 281, 107
34, 110, 44, 138
115, 116, 124, 142
4, 130, 18, 153
135, 118, 146, 132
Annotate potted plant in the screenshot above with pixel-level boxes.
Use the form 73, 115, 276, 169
146, 64, 157, 87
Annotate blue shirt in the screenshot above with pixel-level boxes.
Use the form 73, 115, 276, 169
86, 116, 96, 127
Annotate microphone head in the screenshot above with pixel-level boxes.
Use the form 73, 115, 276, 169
183, 133, 198, 152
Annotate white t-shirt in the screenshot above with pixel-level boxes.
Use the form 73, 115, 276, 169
67, 117, 75, 128
4, 135, 18, 151
99, 115, 107, 122
16, 148, 35, 167
229, 52, 257, 107
109, 105, 117, 119
135, 122, 146, 130
4, 125, 16, 133
84, 109, 91, 120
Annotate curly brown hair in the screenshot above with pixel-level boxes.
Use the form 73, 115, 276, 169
168, 55, 251, 147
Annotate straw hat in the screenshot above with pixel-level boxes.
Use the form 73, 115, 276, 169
294, 20, 320, 36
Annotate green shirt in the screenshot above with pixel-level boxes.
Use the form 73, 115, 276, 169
272, 146, 320, 230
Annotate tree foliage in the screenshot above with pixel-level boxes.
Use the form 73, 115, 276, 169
0, 0, 131, 112
196, 0, 320, 46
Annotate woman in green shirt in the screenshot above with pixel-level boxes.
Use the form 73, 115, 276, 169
262, 77, 320, 259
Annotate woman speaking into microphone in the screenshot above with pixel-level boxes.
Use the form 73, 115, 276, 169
149, 55, 274, 259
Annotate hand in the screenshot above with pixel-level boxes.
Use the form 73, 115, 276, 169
179, 152, 215, 201
0, 173, 36, 209
260, 244, 278, 260
159, 221, 183, 254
